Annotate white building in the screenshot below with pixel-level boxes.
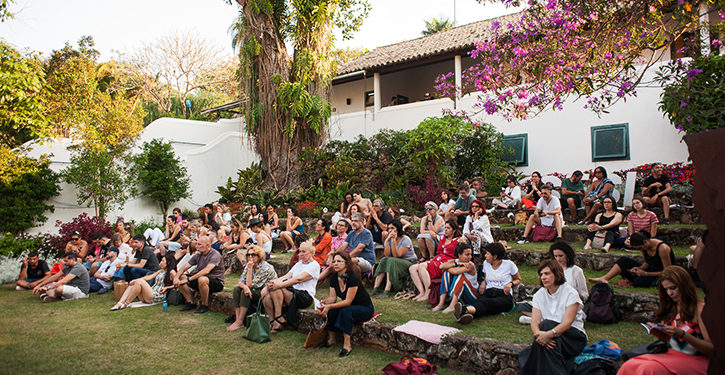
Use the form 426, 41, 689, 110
24, 117, 259, 233
328, 13, 689, 176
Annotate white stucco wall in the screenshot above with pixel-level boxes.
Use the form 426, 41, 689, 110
23, 117, 258, 234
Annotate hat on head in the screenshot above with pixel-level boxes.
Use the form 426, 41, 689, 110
248, 217, 263, 227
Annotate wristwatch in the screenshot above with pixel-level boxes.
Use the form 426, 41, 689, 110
551, 328, 557, 337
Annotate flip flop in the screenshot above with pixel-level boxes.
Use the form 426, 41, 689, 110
393, 291, 407, 300
400, 292, 415, 301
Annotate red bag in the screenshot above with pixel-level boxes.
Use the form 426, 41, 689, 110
530, 225, 556, 242
382, 356, 437, 375
427, 279, 441, 308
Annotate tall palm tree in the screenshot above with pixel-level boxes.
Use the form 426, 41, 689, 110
422, 17, 453, 36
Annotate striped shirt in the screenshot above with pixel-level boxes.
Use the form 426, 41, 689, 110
627, 210, 659, 234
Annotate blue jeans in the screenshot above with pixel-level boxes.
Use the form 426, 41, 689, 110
326, 304, 374, 335
123, 267, 154, 282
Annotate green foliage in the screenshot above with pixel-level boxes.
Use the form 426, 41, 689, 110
135, 139, 191, 219
0, 147, 60, 234
216, 162, 265, 203
0, 41, 49, 148
276, 81, 332, 136
130, 218, 163, 237
452, 122, 508, 194
247, 188, 300, 209
422, 17, 453, 36
657, 55, 725, 134
0, 232, 58, 259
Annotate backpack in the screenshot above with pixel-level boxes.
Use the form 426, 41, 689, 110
585, 283, 621, 324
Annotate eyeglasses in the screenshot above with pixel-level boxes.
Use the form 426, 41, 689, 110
246, 254, 258, 257
471, 205, 480, 208
595, 170, 603, 174
71, 237, 80, 241
425, 207, 435, 211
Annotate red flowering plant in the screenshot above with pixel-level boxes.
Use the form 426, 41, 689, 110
294, 200, 318, 218
50, 213, 113, 254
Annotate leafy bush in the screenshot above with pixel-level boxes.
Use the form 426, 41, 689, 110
130, 218, 162, 236
0, 232, 60, 258
216, 161, 265, 203
294, 200, 318, 218
0, 147, 61, 234
51, 213, 112, 253
452, 122, 508, 194
657, 55, 725, 134
135, 139, 191, 219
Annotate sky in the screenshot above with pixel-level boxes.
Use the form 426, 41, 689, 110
0, 0, 520, 60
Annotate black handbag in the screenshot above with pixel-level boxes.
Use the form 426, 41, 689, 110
622, 340, 668, 362
166, 290, 185, 305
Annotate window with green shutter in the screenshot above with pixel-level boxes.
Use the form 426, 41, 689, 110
502, 133, 528, 166
591, 123, 629, 161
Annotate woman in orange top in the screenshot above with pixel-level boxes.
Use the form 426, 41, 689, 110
312, 219, 332, 266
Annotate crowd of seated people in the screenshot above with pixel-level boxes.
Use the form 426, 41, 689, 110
15, 161, 703, 369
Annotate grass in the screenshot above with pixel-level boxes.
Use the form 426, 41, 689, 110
0, 285, 469, 375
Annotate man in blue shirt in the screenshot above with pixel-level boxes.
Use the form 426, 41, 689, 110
340, 213, 376, 273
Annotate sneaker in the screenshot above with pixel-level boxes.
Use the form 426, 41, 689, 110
519, 315, 532, 325
517, 237, 528, 245
97, 287, 110, 295
16, 286, 23, 291
507, 212, 515, 221
454, 301, 464, 319
180, 303, 196, 312
457, 313, 474, 325
194, 305, 209, 314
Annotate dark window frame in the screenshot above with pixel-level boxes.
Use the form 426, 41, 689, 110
591, 123, 630, 161
502, 133, 528, 166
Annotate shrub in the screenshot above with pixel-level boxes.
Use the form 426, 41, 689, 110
452, 122, 508, 194
294, 200, 318, 218
0, 147, 61, 234
135, 139, 191, 220
130, 218, 162, 236
51, 213, 112, 253
0, 232, 60, 259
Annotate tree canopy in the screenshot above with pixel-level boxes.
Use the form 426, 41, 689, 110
422, 17, 453, 36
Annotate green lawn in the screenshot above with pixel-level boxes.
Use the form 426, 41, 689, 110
0, 285, 469, 375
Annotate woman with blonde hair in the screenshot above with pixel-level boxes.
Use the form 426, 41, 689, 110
226, 245, 277, 331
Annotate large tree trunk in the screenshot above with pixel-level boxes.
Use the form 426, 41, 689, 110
237, 1, 332, 191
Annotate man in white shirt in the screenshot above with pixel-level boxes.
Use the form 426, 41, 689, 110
89, 247, 123, 294
518, 185, 563, 244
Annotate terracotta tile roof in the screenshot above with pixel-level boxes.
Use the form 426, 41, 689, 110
337, 12, 522, 75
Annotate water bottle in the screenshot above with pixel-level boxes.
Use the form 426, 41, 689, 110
163, 298, 168, 314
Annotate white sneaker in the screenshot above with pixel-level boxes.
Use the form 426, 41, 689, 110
519, 315, 532, 325
517, 238, 528, 244
507, 212, 515, 220
16, 286, 23, 291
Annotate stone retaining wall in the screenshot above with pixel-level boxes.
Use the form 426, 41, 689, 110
506, 248, 688, 271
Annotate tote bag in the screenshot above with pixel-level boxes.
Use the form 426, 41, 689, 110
243, 300, 271, 343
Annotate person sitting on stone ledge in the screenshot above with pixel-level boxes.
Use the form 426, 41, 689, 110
589, 230, 674, 288
432, 242, 478, 314
615, 195, 658, 249
156, 216, 183, 257
201, 203, 220, 232
289, 233, 311, 268
470, 177, 489, 200
175, 235, 225, 314
311, 219, 332, 266
321, 219, 351, 274
32, 252, 90, 302
618, 265, 711, 375
350, 191, 373, 218
249, 217, 272, 259
518, 259, 587, 375
583, 195, 623, 253
517, 185, 563, 244
462, 199, 493, 255
318, 251, 374, 357
280, 206, 305, 253
417, 201, 445, 261
438, 190, 456, 221
16, 251, 51, 290
560, 170, 585, 222
336, 213, 376, 274
521, 171, 544, 210
262, 239, 319, 332
64, 231, 89, 260
368, 199, 393, 245
452, 184, 476, 227
454, 242, 521, 324
491, 175, 521, 210
226, 245, 277, 331
110, 253, 177, 311
409, 220, 461, 302
641, 162, 672, 225
578, 166, 614, 225
265, 204, 280, 239
371, 219, 417, 298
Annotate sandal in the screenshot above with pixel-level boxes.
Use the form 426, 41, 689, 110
270, 315, 286, 333
110, 302, 127, 311
393, 291, 407, 300
399, 292, 415, 301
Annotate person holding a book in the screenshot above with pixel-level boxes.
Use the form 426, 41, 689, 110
618, 265, 712, 375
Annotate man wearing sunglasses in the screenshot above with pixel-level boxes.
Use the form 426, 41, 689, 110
64, 231, 88, 260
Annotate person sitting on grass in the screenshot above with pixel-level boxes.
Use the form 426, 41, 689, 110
615, 195, 658, 249
175, 235, 226, 314
64, 231, 89, 260
491, 175, 521, 210
16, 251, 51, 290
517, 185, 563, 244
518, 259, 587, 375
462, 199, 493, 255
262, 239, 320, 332
372, 219, 417, 298
32, 252, 90, 302
579, 166, 615, 224
280, 207, 305, 253
417, 201, 445, 261
110, 253, 177, 311
641, 162, 673, 225
89, 247, 123, 294
226, 245, 277, 332
560, 170, 586, 222
409, 220, 461, 302
455, 242, 521, 324
318, 251, 374, 358
368, 199, 393, 245
120, 234, 161, 282
265, 204, 280, 239
617, 265, 712, 375
432, 242, 478, 314
85, 232, 112, 275
583, 195, 623, 253
350, 191, 373, 218
312, 219, 332, 266
589, 230, 675, 288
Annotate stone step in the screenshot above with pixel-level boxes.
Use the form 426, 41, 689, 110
506, 248, 688, 271
206, 291, 522, 374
